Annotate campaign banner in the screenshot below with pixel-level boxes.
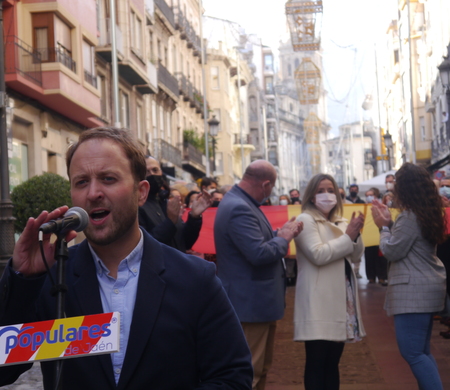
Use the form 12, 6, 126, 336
0, 312, 120, 366
185, 205, 450, 254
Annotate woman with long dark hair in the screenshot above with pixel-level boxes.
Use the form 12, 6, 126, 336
372, 163, 446, 390
294, 174, 365, 390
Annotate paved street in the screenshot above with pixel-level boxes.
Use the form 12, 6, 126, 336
267, 276, 450, 390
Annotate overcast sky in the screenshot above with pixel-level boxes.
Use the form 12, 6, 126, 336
202, 0, 398, 135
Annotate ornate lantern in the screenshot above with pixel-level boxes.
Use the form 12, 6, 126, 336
285, 0, 323, 52
304, 112, 322, 174
295, 57, 321, 104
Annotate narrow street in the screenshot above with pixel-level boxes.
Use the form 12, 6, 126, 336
267, 276, 450, 390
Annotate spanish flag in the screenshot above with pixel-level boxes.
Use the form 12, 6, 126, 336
187, 205, 450, 255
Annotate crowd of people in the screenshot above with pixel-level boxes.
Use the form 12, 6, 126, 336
0, 126, 449, 390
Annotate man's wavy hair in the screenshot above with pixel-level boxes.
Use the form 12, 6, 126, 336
66, 127, 146, 183
394, 163, 446, 245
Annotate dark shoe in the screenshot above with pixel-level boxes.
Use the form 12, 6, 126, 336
355, 272, 363, 279
440, 318, 450, 326
368, 279, 375, 284
379, 279, 388, 286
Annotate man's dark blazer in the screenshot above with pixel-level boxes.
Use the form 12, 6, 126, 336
139, 194, 201, 252
0, 231, 252, 389
214, 185, 288, 323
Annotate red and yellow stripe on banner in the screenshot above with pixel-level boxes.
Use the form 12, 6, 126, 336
188, 206, 450, 254
0, 312, 120, 366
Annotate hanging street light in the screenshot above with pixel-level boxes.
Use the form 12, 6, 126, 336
295, 57, 321, 105
285, 0, 323, 52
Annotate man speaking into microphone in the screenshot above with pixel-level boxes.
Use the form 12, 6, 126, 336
0, 127, 252, 390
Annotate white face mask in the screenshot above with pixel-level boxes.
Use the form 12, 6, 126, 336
386, 182, 394, 191
280, 199, 288, 206
314, 193, 337, 214
366, 195, 374, 203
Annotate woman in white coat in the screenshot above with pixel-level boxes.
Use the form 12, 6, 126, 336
294, 174, 365, 390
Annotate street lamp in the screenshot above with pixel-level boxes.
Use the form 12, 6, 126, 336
207, 115, 220, 174
438, 45, 450, 142
383, 130, 393, 170
0, 2, 15, 270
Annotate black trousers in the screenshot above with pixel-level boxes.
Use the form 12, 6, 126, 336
365, 246, 388, 281
304, 340, 345, 390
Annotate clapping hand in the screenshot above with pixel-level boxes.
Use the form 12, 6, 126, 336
371, 199, 392, 229
345, 211, 365, 241
277, 217, 304, 242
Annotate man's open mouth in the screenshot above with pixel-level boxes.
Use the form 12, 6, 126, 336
90, 210, 110, 221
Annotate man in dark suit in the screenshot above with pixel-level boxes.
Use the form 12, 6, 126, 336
139, 156, 211, 252
0, 127, 252, 389
214, 160, 303, 390
346, 184, 365, 204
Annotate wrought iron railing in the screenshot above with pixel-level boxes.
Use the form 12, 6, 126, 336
176, 72, 187, 96
234, 134, 252, 144
183, 142, 205, 168
154, 0, 175, 29
84, 70, 97, 88
154, 138, 182, 166
278, 109, 302, 125
5, 35, 42, 86
36, 45, 77, 73
158, 62, 179, 98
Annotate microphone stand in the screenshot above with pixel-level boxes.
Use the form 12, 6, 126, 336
51, 235, 69, 390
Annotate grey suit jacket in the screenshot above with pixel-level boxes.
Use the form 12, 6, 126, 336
214, 185, 288, 323
380, 210, 446, 316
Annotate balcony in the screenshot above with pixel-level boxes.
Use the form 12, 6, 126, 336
84, 70, 97, 88
145, 0, 155, 25
176, 72, 188, 97
278, 109, 302, 125
97, 18, 124, 62
173, 3, 185, 31
182, 141, 206, 177
5, 35, 102, 128
37, 45, 76, 73
193, 88, 208, 118
136, 61, 158, 94
118, 60, 148, 86
234, 134, 253, 145
153, 138, 182, 166
5, 35, 42, 87
154, 0, 176, 34
158, 63, 179, 101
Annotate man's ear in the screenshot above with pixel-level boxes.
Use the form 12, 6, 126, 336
138, 180, 150, 206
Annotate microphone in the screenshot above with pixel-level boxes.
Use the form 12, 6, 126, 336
39, 207, 89, 235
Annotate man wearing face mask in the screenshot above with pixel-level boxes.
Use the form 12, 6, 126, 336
385, 174, 395, 193
289, 189, 301, 205
346, 184, 366, 204
139, 156, 211, 252
214, 160, 303, 390
439, 176, 450, 207
210, 190, 224, 207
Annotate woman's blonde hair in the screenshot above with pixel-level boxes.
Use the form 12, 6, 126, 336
302, 174, 343, 220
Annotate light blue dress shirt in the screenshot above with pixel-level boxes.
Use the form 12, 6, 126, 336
89, 230, 144, 384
